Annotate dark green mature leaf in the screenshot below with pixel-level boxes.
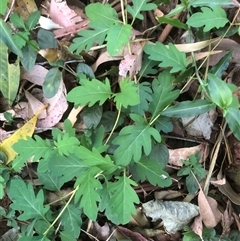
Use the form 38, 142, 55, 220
67, 77, 112, 107
75, 167, 102, 221
187, 7, 229, 32
158, 17, 188, 30
60, 204, 82, 239
188, 0, 234, 7
207, 73, 233, 109
21, 42, 38, 71
108, 175, 139, 224
162, 100, 215, 118
69, 22, 108, 54
139, 54, 158, 78
225, 108, 240, 140
154, 116, 173, 133
54, 133, 80, 156
130, 159, 172, 187
149, 71, 180, 121
75, 146, 118, 174
149, 143, 169, 167
144, 42, 188, 73
130, 82, 152, 115
86, 2, 118, 25
37, 29, 57, 49
76, 62, 95, 79
43, 68, 61, 98
83, 105, 102, 129
19, 236, 51, 241
48, 153, 88, 183
0, 19, 23, 57
113, 114, 161, 166
106, 23, 132, 56
113, 80, 140, 110
8, 178, 49, 220
126, 0, 157, 21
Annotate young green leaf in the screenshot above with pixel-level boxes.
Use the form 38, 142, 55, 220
162, 100, 215, 118
69, 22, 108, 54
0, 19, 23, 57
225, 108, 240, 140
126, 0, 157, 22
60, 204, 82, 239
113, 114, 161, 166
130, 158, 172, 187
149, 71, 180, 121
86, 2, 118, 25
188, 0, 234, 8
74, 167, 102, 221
144, 42, 189, 73
54, 133, 80, 156
83, 105, 102, 129
130, 82, 152, 115
0, 0, 7, 14
10, 13, 26, 29
8, 178, 49, 220
67, 77, 112, 107
113, 79, 140, 110
207, 73, 233, 109
106, 23, 132, 56
43, 68, 61, 98
26, 11, 41, 30
108, 174, 139, 224
187, 7, 229, 32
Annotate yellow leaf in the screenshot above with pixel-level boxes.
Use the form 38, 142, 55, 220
1, 105, 47, 164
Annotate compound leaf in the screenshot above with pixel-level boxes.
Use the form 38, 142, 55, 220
108, 174, 139, 224
113, 114, 161, 166
187, 7, 229, 32
8, 178, 49, 220
126, 0, 157, 22
75, 167, 102, 221
131, 159, 172, 187
144, 42, 188, 73
67, 77, 112, 107
106, 23, 132, 56
113, 80, 140, 110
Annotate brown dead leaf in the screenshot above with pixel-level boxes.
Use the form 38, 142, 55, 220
154, 190, 183, 200
116, 226, 148, 241
198, 189, 222, 228
191, 215, 203, 240
221, 201, 233, 237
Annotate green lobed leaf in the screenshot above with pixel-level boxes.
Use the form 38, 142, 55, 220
113, 114, 161, 166
158, 17, 188, 30
74, 167, 102, 221
139, 54, 158, 78
12, 31, 29, 49
225, 108, 240, 140
106, 23, 132, 56
0, 19, 23, 57
162, 99, 215, 118
43, 67, 61, 98
86, 2, 118, 25
207, 73, 233, 109
108, 174, 139, 224
8, 178, 49, 220
75, 146, 118, 174
130, 82, 152, 115
26, 11, 41, 30
144, 42, 189, 73
113, 79, 140, 110
186, 7, 229, 32
60, 204, 82, 239
83, 105, 102, 129
10, 13, 26, 29
126, 0, 157, 22
67, 77, 112, 107
0, 176, 4, 199
154, 116, 173, 133
54, 133, 80, 156
188, 0, 234, 8
0, 41, 20, 105
69, 22, 108, 54
149, 143, 169, 167
130, 158, 172, 187
149, 71, 180, 121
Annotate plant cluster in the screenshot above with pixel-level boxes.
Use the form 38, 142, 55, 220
0, 0, 240, 240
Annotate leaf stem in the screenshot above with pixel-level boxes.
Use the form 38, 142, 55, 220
104, 104, 122, 145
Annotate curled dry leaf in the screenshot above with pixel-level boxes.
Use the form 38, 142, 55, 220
154, 190, 184, 200
168, 143, 206, 167
198, 189, 222, 228
89, 222, 110, 241
142, 200, 199, 233
191, 215, 203, 239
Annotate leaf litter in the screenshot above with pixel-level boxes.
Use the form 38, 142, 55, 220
1, 0, 240, 240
